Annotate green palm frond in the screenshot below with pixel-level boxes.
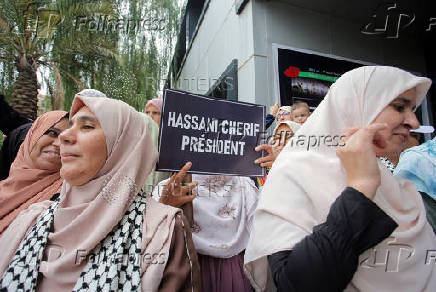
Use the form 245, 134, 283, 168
1, 0, 182, 113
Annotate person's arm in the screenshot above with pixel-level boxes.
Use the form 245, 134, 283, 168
0, 95, 32, 136
158, 214, 201, 292
266, 103, 279, 130
268, 187, 397, 292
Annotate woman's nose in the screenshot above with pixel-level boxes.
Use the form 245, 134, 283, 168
53, 136, 61, 147
59, 127, 75, 144
404, 111, 420, 130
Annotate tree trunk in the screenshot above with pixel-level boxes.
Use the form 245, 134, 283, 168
52, 66, 65, 110
11, 57, 39, 120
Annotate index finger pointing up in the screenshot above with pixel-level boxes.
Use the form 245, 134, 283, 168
174, 161, 192, 185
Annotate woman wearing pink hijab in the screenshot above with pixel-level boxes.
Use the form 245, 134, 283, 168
0, 89, 200, 291
145, 98, 163, 126
244, 66, 436, 291
0, 110, 68, 234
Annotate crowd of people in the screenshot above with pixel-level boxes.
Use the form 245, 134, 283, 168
0, 66, 435, 291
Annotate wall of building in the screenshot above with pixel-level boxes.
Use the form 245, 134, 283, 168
176, 0, 258, 103
251, 0, 428, 107
176, 0, 428, 117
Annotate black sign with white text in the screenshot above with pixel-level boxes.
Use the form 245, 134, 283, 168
156, 89, 265, 176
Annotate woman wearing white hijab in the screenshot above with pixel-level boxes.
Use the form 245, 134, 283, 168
153, 173, 259, 291
0, 89, 200, 291
244, 66, 436, 291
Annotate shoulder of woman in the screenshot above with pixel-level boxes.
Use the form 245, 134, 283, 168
0, 200, 53, 274
1, 200, 52, 233
142, 196, 182, 237
146, 195, 182, 217
20, 200, 53, 217
7, 200, 53, 232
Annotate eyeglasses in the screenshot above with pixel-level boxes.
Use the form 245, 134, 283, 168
276, 112, 290, 119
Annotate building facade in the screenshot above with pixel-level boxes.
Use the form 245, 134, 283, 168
167, 0, 435, 132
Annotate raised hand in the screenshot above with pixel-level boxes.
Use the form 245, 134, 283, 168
270, 103, 279, 117
254, 144, 278, 168
160, 162, 198, 207
336, 123, 388, 199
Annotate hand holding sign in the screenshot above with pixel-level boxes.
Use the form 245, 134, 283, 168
159, 162, 198, 207
157, 89, 265, 176
254, 144, 278, 168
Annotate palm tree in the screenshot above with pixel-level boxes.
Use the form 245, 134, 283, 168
1, 0, 181, 116
0, 0, 117, 119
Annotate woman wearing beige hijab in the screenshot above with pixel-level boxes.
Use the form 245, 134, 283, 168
244, 66, 436, 291
270, 121, 301, 155
0, 89, 200, 291
0, 110, 68, 234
